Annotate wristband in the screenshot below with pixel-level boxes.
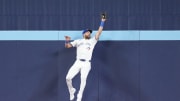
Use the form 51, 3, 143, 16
100, 21, 105, 27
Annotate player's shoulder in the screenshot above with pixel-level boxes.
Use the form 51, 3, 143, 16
73, 39, 84, 43
74, 39, 81, 41
90, 36, 98, 41
77, 39, 84, 42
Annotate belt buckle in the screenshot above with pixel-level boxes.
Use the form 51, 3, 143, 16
79, 59, 91, 62
80, 59, 86, 61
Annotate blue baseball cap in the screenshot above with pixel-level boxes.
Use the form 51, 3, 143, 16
82, 29, 92, 34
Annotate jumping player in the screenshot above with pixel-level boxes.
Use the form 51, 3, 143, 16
65, 15, 106, 101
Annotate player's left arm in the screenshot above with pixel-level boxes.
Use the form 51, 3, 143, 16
95, 18, 106, 40
64, 36, 73, 48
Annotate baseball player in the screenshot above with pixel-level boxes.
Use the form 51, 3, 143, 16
65, 14, 106, 101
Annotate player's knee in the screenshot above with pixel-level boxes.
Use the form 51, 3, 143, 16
66, 76, 72, 81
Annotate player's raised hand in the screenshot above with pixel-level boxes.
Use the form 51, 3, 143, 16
65, 36, 71, 41
101, 13, 107, 21
64, 36, 72, 48
102, 18, 106, 22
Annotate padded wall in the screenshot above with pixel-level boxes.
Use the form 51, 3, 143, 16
0, 41, 180, 101
0, 0, 180, 30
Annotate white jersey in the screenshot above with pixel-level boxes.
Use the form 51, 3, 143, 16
70, 37, 97, 60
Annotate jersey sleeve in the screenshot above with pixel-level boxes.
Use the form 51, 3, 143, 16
91, 36, 98, 44
70, 40, 78, 47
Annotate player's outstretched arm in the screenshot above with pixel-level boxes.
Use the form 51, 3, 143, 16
64, 36, 72, 48
95, 18, 106, 40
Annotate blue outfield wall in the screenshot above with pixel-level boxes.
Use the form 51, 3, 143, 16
0, 31, 180, 101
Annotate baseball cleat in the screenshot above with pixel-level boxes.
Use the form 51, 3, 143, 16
70, 88, 76, 100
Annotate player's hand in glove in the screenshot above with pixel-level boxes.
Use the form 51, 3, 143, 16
101, 13, 107, 21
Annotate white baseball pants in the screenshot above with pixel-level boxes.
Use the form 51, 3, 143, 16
66, 59, 91, 101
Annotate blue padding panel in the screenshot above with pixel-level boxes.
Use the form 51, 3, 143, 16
140, 41, 180, 101
0, 41, 180, 101
140, 31, 180, 40
0, 31, 180, 40
99, 31, 140, 40
0, 31, 59, 40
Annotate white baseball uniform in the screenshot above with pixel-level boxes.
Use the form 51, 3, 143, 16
66, 36, 97, 101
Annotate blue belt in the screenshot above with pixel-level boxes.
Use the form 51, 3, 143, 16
79, 59, 91, 62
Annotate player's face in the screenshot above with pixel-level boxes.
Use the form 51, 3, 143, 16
83, 31, 91, 39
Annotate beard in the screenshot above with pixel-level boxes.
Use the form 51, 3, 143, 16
84, 35, 91, 39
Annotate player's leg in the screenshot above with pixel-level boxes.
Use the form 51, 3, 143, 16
77, 62, 91, 101
66, 61, 80, 100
